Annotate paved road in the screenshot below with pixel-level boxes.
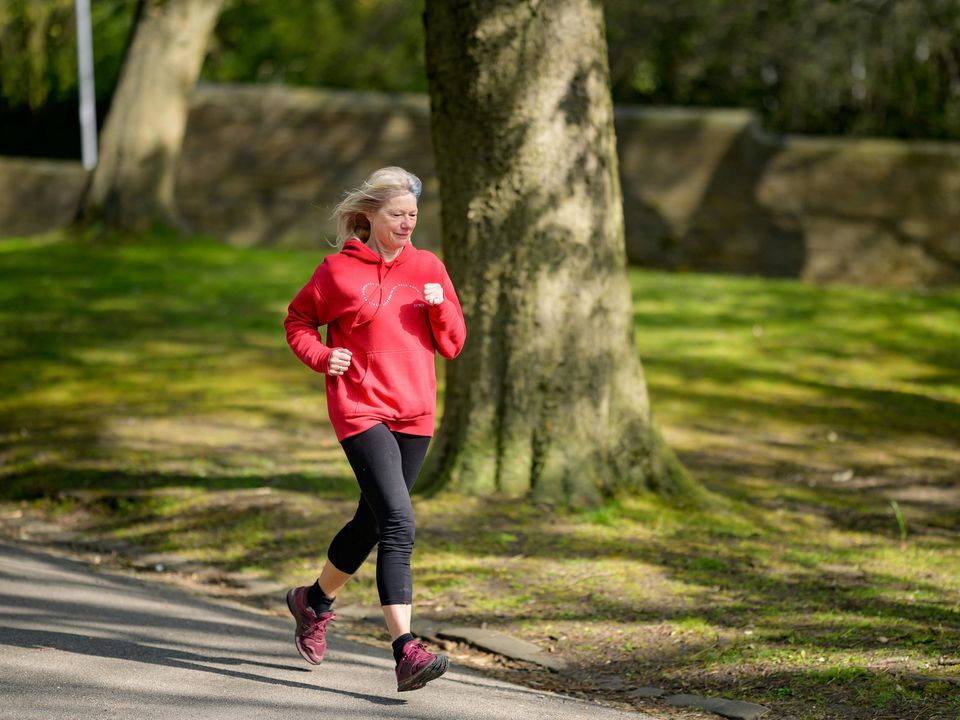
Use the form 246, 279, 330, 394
0, 542, 652, 720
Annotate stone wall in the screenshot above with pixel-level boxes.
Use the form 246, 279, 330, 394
2, 83, 959, 287
0, 157, 88, 236
617, 106, 960, 287
176, 84, 442, 249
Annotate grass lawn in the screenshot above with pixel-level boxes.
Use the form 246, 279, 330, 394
1, 228, 959, 720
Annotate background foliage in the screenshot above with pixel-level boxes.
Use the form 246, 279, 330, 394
0, 0, 134, 158
604, 0, 960, 140
2, 0, 960, 158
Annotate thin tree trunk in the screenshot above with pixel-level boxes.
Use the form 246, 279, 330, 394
82, 0, 222, 231
423, 0, 698, 504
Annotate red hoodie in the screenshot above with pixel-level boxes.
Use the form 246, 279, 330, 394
284, 238, 466, 441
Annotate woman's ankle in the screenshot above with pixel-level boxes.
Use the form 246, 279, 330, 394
307, 580, 335, 615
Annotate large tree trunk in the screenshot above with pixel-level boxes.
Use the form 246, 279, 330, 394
81, 0, 222, 231
423, 0, 697, 505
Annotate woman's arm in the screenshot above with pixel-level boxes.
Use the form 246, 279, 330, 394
426, 267, 466, 359
284, 272, 334, 374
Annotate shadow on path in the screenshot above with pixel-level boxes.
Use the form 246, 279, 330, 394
0, 626, 404, 707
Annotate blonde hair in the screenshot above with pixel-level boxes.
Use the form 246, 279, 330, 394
331, 166, 422, 247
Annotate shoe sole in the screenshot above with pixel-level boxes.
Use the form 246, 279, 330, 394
397, 654, 449, 692
287, 588, 323, 665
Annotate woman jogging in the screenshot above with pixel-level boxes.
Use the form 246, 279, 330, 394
282, 167, 466, 692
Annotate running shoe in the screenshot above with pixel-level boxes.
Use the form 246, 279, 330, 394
286, 586, 335, 665
395, 639, 449, 692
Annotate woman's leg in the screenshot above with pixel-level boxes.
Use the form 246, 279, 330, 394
387, 431, 449, 691
339, 426, 429, 636
322, 495, 379, 603
286, 426, 428, 668
382, 603, 413, 640
321, 429, 429, 610
381, 432, 430, 637
316, 560, 352, 598
339, 425, 424, 606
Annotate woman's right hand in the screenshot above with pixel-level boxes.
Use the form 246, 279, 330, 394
327, 347, 353, 376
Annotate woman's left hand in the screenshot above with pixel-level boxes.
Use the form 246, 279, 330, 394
423, 283, 444, 305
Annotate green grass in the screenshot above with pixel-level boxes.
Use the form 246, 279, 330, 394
2, 228, 959, 720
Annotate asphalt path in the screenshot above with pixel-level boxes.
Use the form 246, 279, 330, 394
0, 541, 653, 720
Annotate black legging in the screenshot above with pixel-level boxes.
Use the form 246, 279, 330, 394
327, 423, 430, 606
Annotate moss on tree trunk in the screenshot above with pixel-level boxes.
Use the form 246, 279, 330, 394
423, 0, 699, 504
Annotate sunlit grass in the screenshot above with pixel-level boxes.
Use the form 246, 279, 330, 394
1, 229, 958, 719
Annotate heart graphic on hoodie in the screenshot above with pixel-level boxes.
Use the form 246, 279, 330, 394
360, 282, 427, 309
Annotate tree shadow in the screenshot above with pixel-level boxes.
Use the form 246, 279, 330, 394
0, 626, 404, 705
681, 122, 804, 277
647, 355, 960, 441
403, 487, 960, 667
619, 108, 960, 290
618, 189, 679, 269
0, 543, 406, 706
614, 109, 807, 278
0, 232, 349, 490
756, 139, 960, 286
566, 653, 956, 720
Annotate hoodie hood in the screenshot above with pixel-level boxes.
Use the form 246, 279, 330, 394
341, 237, 413, 265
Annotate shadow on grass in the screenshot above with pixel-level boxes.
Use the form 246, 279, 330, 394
631, 270, 960, 380
416, 523, 960, 639
648, 355, 960, 440
582, 653, 958, 720
0, 467, 355, 499
1, 230, 333, 479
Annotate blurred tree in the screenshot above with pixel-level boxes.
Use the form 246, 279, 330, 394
422, 0, 696, 503
0, 0, 135, 158
81, 0, 223, 230
0, 0, 74, 109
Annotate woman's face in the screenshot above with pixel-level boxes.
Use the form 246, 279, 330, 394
368, 193, 418, 254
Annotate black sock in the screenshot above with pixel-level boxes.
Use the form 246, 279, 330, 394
392, 633, 416, 664
307, 580, 335, 616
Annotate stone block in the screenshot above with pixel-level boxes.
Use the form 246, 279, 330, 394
666, 693, 770, 720
436, 626, 566, 671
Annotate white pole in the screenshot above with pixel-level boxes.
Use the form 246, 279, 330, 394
75, 0, 98, 170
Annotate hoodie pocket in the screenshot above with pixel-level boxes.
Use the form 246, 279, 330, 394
351, 349, 435, 419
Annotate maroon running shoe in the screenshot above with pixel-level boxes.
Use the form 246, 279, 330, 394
395, 639, 449, 692
286, 586, 335, 665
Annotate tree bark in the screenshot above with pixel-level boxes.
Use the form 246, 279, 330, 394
423, 0, 698, 505
81, 0, 222, 231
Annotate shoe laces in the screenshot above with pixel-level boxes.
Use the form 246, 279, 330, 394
403, 640, 433, 664
305, 612, 335, 636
